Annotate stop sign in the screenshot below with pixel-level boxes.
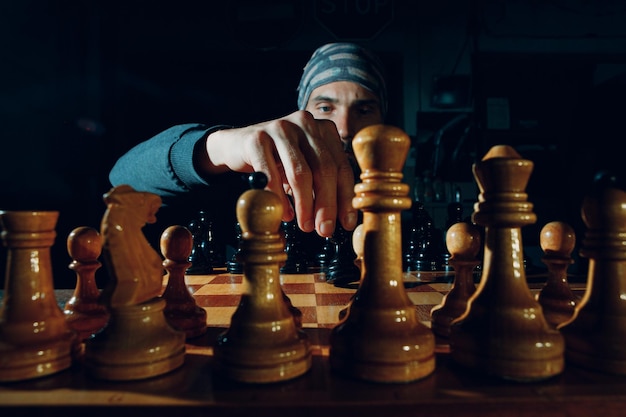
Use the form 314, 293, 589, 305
314, 0, 395, 40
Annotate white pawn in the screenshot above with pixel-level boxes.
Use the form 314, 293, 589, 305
214, 172, 311, 383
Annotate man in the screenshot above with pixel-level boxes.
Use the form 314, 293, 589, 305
109, 42, 388, 256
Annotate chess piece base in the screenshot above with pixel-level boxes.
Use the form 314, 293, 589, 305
164, 308, 207, 339
562, 311, 626, 375
330, 311, 436, 383
0, 332, 76, 382
451, 344, 564, 382
216, 332, 312, 383
84, 297, 185, 380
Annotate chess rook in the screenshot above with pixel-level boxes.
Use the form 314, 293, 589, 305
329, 125, 436, 383
430, 222, 480, 342
214, 172, 311, 383
64, 226, 110, 343
449, 145, 564, 381
537, 221, 578, 328
0, 210, 76, 382
560, 172, 626, 374
161, 225, 208, 339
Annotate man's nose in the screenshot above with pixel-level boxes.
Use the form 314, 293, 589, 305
335, 113, 353, 142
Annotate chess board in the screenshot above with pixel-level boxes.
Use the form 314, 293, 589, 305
182, 270, 455, 329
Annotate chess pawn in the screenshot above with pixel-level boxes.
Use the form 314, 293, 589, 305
338, 223, 365, 321
0, 210, 77, 382
536, 221, 578, 328
450, 145, 564, 381
186, 210, 214, 274
161, 225, 207, 339
326, 224, 360, 287
64, 226, 110, 343
430, 222, 480, 342
215, 172, 311, 383
559, 172, 626, 374
329, 125, 436, 383
226, 222, 243, 274
84, 185, 186, 380
280, 219, 309, 274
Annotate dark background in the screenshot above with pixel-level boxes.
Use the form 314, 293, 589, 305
1, 0, 626, 288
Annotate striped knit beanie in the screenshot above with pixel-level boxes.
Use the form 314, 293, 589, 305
297, 43, 388, 118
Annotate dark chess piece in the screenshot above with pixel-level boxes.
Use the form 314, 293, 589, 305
441, 190, 466, 271
280, 219, 309, 274
326, 224, 360, 287
406, 207, 443, 271
316, 236, 335, 273
226, 222, 243, 274
404, 201, 442, 271
186, 210, 214, 274
445, 187, 465, 231
403, 201, 427, 270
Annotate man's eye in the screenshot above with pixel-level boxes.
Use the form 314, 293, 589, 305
317, 105, 332, 113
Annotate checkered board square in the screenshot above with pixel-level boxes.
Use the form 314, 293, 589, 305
187, 272, 453, 329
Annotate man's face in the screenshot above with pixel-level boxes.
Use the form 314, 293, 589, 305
304, 81, 384, 158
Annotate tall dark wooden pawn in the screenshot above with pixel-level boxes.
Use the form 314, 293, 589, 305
536, 221, 578, 329
161, 225, 207, 339
64, 226, 110, 343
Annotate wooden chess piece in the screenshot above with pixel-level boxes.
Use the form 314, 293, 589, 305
326, 224, 360, 287
338, 223, 365, 321
404, 202, 442, 272
83, 185, 186, 380
430, 222, 481, 342
559, 172, 626, 374
64, 226, 109, 344
226, 222, 243, 274
186, 210, 214, 274
352, 223, 365, 271
329, 125, 436, 383
449, 145, 564, 381
280, 218, 309, 274
536, 221, 578, 328
0, 210, 76, 382
161, 225, 207, 339
214, 172, 311, 383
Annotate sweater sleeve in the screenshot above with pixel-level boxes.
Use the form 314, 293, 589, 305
109, 123, 226, 202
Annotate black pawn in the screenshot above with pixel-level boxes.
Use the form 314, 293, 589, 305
280, 219, 309, 274
227, 173, 270, 274
316, 237, 335, 273
404, 202, 444, 271
326, 224, 360, 287
187, 210, 214, 274
441, 192, 465, 271
226, 222, 243, 274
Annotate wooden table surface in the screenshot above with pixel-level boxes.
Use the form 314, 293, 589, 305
2, 271, 625, 417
